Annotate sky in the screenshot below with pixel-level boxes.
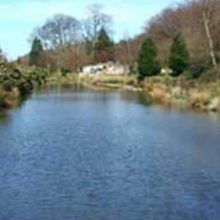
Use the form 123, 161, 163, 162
0, 0, 182, 59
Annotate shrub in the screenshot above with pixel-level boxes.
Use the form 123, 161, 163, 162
17, 81, 33, 96
2, 80, 16, 91
0, 62, 48, 97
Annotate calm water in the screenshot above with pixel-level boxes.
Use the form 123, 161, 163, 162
0, 86, 220, 220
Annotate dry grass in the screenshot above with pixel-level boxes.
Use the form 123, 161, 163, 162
189, 90, 210, 108
77, 74, 138, 88
93, 75, 136, 85
142, 76, 220, 111
149, 87, 170, 103
48, 72, 220, 112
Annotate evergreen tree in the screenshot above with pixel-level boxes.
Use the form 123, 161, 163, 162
169, 33, 189, 76
0, 48, 6, 62
29, 38, 44, 67
95, 28, 115, 63
138, 37, 160, 80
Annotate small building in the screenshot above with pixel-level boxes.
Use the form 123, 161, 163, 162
161, 68, 173, 75
82, 64, 104, 75
82, 62, 128, 75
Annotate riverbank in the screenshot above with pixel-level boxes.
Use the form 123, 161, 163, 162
142, 75, 220, 112
0, 88, 20, 108
47, 72, 220, 113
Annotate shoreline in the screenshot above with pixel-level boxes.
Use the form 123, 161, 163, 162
47, 74, 220, 113
1, 73, 220, 114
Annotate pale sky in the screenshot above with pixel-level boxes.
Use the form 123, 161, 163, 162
0, 0, 182, 59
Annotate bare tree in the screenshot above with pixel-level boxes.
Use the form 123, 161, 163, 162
144, 0, 220, 70
82, 4, 113, 62
0, 48, 4, 62
31, 14, 82, 69
0, 48, 7, 62
32, 14, 82, 50
115, 34, 145, 73
200, 0, 217, 67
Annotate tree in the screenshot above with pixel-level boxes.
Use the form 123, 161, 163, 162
32, 14, 81, 49
115, 39, 131, 66
201, 0, 217, 67
94, 28, 114, 63
145, 0, 220, 76
169, 33, 189, 76
31, 14, 81, 69
83, 4, 112, 62
138, 37, 160, 80
115, 34, 145, 74
29, 38, 44, 67
0, 48, 6, 62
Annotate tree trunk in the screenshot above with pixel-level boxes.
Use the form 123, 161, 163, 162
203, 12, 217, 67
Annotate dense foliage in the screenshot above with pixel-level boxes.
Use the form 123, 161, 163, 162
0, 61, 48, 108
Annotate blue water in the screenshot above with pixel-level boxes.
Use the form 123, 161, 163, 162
0, 86, 220, 220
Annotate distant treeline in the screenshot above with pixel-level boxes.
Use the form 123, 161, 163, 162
123, 0, 220, 79
23, 4, 115, 73
3, 0, 219, 80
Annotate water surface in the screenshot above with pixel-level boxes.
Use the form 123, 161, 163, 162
0, 86, 220, 220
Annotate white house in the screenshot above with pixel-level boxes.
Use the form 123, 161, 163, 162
82, 62, 128, 75
82, 64, 104, 75
161, 68, 173, 75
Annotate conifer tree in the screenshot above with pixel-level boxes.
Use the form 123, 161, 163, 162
169, 33, 189, 76
29, 38, 44, 67
0, 48, 6, 62
138, 37, 160, 80
95, 28, 115, 63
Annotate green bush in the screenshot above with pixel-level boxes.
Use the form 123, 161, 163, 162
2, 80, 16, 91
0, 62, 48, 98
17, 81, 33, 96
61, 68, 70, 77
10, 68, 22, 80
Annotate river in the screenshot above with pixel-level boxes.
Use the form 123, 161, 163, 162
0, 86, 220, 220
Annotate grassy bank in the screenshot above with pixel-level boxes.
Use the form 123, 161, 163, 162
48, 73, 141, 91
77, 74, 142, 91
47, 73, 78, 85
42, 69, 220, 113
141, 73, 220, 112
64, 72, 220, 112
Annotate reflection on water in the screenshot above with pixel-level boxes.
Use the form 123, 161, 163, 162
0, 86, 220, 220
